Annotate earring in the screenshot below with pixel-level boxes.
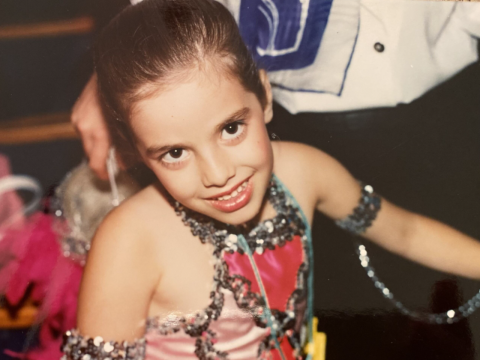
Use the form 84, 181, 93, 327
269, 132, 280, 141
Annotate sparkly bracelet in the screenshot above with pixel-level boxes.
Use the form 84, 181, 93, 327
356, 242, 480, 324
335, 183, 381, 235
337, 184, 480, 323
61, 329, 146, 360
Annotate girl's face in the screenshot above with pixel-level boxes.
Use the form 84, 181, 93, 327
131, 68, 274, 225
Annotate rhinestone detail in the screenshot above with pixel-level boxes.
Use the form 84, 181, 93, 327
61, 329, 145, 360
62, 176, 311, 360
356, 242, 480, 324
151, 176, 311, 358
173, 177, 307, 255
335, 183, 381, 234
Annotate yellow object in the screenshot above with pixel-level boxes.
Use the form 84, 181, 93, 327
304, 317, 327, 360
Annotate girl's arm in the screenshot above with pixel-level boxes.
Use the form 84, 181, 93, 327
363, 200, 480, 280
76, 203, 162, 342
292, 142, 480, 280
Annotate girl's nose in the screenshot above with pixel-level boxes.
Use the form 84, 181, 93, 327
200, 150, 235, 188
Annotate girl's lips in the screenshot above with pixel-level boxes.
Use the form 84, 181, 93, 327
207, 177, 253, 213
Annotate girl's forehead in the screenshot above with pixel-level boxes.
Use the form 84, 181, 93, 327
131, 62, 234, 117
130, 69, 259, 143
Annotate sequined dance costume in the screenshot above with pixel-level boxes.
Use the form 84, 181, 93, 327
62, 175, 314, 360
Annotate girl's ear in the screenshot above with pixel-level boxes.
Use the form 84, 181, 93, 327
259, 69, 273, 124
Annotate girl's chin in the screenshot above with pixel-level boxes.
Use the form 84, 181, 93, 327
217, 211, 257, 226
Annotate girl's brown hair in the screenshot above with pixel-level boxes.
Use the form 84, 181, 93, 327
94, 0, 266, 166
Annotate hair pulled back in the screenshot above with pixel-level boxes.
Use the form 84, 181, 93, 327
94, 0, 266, 166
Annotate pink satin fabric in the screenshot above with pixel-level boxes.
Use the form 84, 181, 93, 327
223, 235, 303, 311
146, 289, 269, 359
145, 235, 304, 360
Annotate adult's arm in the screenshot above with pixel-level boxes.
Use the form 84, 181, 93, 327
71, 74, 111, 179
71, 0, 130, 179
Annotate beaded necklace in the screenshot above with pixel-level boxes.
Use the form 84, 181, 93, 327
160, 175, 314, 360
173, 175, 307, 254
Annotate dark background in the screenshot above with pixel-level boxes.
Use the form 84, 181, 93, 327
0, 1, 479, 359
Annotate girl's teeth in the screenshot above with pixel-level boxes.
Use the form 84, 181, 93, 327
214, 180, 249, 201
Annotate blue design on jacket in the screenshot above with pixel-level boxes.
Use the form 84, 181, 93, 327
239, 0, 334, 71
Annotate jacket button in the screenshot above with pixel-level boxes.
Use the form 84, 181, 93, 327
374, 42, 385, 53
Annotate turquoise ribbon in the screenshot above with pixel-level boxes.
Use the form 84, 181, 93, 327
235, 174, 315, 359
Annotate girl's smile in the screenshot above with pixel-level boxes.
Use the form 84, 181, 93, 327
131, 66, 273, 225
206, 176, 253, 213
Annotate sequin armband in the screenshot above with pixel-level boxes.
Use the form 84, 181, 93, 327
335, 183, 381, 235
61, 329, 146, 360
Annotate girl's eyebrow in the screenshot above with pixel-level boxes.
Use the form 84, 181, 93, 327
146, 107, 251, 157
214, 107, 250, 133
146, 144, 183, 157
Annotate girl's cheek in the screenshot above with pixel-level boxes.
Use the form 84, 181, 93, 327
154, 167, 198, 202
243, 124, 273, 165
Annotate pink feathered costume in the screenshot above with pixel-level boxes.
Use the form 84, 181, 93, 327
0, 154, 83, 360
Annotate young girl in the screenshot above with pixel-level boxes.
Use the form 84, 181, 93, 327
61, 0, 480, 359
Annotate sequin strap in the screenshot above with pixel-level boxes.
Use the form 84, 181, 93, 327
335, 183, 381, 235
61, 329, 146, 360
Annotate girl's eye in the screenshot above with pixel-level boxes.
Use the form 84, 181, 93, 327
162, 148, 188, 163
222, 122, 244, 140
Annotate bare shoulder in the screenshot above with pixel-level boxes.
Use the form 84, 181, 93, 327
269, 142, 327, 221
272, 141, 340, 171
90, 183, 177, 259
77, 183, 177, 341
271, 141, 332, 192
271, 141, 359, 218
